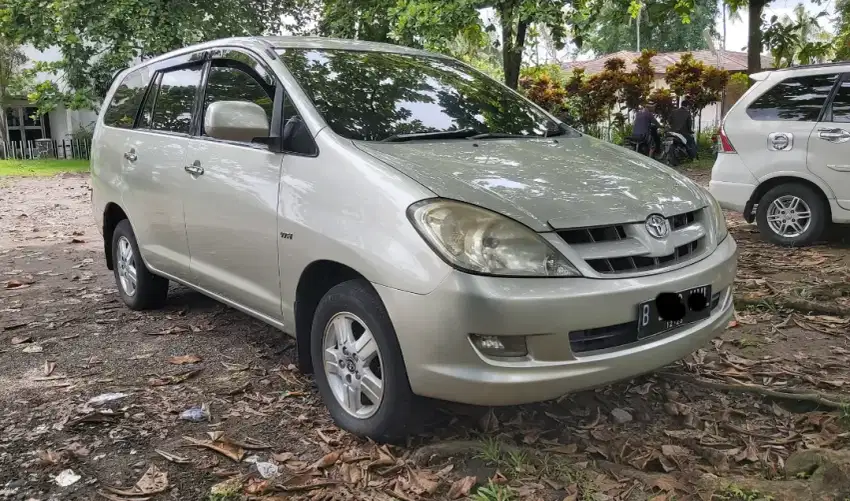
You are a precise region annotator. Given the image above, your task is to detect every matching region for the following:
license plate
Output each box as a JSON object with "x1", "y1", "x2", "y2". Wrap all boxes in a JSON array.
[{"x1": 637, "y1": 285, "x2": 712, "y2": 338}]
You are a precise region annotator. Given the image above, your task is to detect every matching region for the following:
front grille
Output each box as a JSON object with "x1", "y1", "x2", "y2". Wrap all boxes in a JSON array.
[
  {"x1": 587, "y1": 239, "x2": 702, "y2": 274},
  {"x1": 568, "y1": 290, "x2": 723, "y2": 354},
  {"x1": 555, "y1": 209, "x2": 704, "y2": 276},
  {"x1": 559, "y1": 224, "x2": 627, "y2": 244}
]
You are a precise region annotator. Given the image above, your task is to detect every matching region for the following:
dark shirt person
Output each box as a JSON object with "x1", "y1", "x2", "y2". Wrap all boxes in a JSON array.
[
  {"x1": 669, "y1": 100, "x2": 697, "y2": 159},
  {"x1": 631, "y1": 106, "x2": 661, "y2": 156}
]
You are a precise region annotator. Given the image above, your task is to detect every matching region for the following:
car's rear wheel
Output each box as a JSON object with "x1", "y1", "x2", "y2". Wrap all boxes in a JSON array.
[
  {"x1": 756, "y1": 183, "x2": 827, "y2": 247},
  {"x1": 112, "y1": 220, "x2": 169, "y2": 310},
  {"x1": 310, "y1": 279, "x2": 420, "y2": 441}
]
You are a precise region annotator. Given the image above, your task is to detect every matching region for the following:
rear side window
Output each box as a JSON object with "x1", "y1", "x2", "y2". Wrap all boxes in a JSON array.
[
  {"x1": 828, "y1": 78, "x2": 850, "y2": 123},
  {"x1": 746, "y1": 73, "x2": 838, "y2": 121},
  {"x1": 103, "y1": 69, "x2": 151, "y2": 128},
  {"x1": 151, "y1": 64, "x2": 204, "y2": 134}
]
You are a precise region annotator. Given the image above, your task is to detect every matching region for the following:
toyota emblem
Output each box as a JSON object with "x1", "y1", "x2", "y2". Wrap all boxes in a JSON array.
[{"x1": 645, "y1": 214, "x2": 670, "y2": 239}]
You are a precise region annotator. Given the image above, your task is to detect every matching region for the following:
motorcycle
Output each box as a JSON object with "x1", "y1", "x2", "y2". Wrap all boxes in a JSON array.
[{"x1": 657, "y1": 130, "x2": 691, "y2": 167}]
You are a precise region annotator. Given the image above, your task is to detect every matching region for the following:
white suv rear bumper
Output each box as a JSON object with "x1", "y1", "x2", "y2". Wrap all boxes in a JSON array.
[{"x1": 709, "y1": 154, "x2": 758, "y2": 213}]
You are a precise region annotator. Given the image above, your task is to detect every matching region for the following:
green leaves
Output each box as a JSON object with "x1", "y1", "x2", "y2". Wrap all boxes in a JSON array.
[{"x1": 0, "y1": 0, "x2": 304, "y2": 113}]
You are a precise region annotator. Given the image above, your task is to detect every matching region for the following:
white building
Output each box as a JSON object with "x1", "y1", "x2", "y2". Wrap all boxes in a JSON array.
[{"x1": 5, "y1": 45, "x2": 99, "y2": 149}]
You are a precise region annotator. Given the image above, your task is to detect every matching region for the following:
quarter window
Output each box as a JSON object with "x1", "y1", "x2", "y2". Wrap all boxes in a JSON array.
[
  {"x1": 103, "y1": 68, "x2": 151, "y2": 129},
  {"x1": 151, "y1": 64, "x2": 204, "y2": 134},
  {"x1": 828, "y1": 78, "x2": 850, "y2": 123},
  {"x1": 746, "y1": 74, "x2": 838, "y2": 122}
]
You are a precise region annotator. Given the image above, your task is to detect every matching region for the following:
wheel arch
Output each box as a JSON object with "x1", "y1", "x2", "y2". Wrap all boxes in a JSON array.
[
  {"x1": 745, "y1": 175, "x2": 832, "y2": 223},
  {"x1": 294, "y1": 260, "x2": 370, "y2": 374},
  {"x1": 103, "y1": 202, "x2": 129, "y2": 270}
]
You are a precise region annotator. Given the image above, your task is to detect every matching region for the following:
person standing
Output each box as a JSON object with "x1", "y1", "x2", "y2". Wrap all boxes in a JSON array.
[{"x1": 670, "y1": 99, "x2": 697, "y2": 159}]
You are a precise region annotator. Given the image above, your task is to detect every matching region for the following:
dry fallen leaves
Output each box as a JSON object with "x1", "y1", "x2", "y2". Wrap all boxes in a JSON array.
[
  {"x1": 184, "y1": 435, "x2": 246, "y2": 462},
  {"x1": 168, "y1": 355, "x2": 202, "y2": 365},
  {"x1": 105, "y1": 465, "x2": 168, "y2": 497},
  {"x1": 447, "y1": 476, "x2": 477, "y2": 499},
  {"x1": 149, "y1": 369, "x2": 202, "y2": 386}
]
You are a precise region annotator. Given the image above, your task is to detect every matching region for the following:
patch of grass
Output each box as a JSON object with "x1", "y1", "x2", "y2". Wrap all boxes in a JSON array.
[
  {"x1": 505, "y1": 449, "x2": 531, "y2": 476},
  {"x1": 472, "y1": 481, "x2": 517, "y2": 501},
  {"x1": 840, "y1": 404, "x2": 850, "y2": 428},
  {"x1": 691, "y1": 155, "x2": 716, "y2": 170},
  {"x1": 476, "y1": 438, "x2": 503, "y2": 465},
  {"x1": 715, "y1": 485, "x2": 775, "y2": 501},
  {"x1": 0, "y1": 159, "x2": 89, "y2": 177},
  {"x1": 734, "y1": 336, "x2": 762, "y2": 349}
]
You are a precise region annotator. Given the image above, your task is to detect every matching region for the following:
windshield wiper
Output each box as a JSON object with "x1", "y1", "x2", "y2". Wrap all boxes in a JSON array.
[
  {"x1": 468, "y1": 132, "x2": 533, "y2": 140},
  {"x1": 469, "y1": 128, "x2": 567, "y2": 140},
  {"x1": 381, "y1": 128, "x2": 479, "y2": 142}
]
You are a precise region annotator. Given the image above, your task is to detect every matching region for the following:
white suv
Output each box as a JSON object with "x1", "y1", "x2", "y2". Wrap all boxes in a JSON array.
[{"x1": 710, "y1": 64, "x2": 850, "y2": 246}]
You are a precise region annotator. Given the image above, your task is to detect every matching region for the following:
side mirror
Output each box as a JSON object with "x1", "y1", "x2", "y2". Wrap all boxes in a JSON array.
[{"x1": 204, "y1": 101, "x2": 269, "y2": 142}]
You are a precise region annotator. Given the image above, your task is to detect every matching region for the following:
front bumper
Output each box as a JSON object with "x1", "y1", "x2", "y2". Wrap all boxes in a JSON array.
[{"x1": 376, "y1": 236, "x2": 737, "y2": 406}]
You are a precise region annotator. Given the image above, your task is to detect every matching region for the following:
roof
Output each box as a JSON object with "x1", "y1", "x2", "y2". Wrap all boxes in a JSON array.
[
  {"x1": 132, "y1": 36, "x2": 445, "y2": 72},
  {"x1": 561, "y1": 50, "x2": 773, "y2": 75},
  {"x1": 262, "y1": 36, "x2": 441, "y2": 57}
]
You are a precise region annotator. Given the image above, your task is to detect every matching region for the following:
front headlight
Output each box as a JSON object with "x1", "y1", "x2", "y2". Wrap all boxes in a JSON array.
[
  {"x1": 408, "y1": 199, "x2": 580, "y2": 277},
  {"x1": 708, "y1": 192, "x2": 728, "y2": 243}
]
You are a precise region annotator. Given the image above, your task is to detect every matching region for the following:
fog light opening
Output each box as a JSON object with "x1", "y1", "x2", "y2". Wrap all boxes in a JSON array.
[{"x1": 470, "y1": 334, "x2": 528, "y2": 358}]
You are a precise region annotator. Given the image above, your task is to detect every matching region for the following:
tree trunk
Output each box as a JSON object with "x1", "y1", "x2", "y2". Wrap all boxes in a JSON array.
[
  {"x1": 500, "y1": 2, "x2": 527, "y2": 90},
  {"x1": 747, "y1": 0, "x2": 765, "y2": 73}
]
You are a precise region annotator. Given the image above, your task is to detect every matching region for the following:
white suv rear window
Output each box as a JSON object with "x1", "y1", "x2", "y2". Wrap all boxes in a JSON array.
[{"x1": 746, "y1": 73, "x2": 838, "y2": 122}]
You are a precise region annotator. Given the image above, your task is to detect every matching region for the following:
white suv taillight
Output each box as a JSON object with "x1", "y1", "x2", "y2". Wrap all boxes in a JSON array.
[{"x1": 718, "y1": 123, "x2": 736, "y2": 153}]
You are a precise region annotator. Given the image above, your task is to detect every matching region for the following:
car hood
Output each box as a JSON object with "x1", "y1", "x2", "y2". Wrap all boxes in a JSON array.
[{"x1": 355, "y1": 136, "x2": 707, "y2": 231}]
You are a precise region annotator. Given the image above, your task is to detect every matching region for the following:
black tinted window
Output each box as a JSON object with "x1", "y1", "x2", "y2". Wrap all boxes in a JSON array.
[
  {"x1": 104, "y1": 69, "x2": 151, "y2": 128},
  {"x1": 151, "y1": 65, "x2": 203, "y2": 134},
  {"x1": 747, "y1": 74, "x2": 838, "y2": 121},
  {"x1": 277, "y1": 49, "x2": 567, "y2": 141},
  {"x1": 829, "y1": 78, "x2": 850, "y2": 123},
  {"x1": 203, "y1": 64, "x2": 273, "y2": 135}
]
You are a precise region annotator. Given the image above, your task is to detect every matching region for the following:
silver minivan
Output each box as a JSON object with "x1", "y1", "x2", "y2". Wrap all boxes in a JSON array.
[{"x1": 92, "y1": 36, "x2": 737, "y2": 440}]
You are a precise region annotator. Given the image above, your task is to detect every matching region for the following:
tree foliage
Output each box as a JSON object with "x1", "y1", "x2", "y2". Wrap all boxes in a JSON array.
[
  {"x1": 582, "y1": 0, "x2": 717, "y2": 54},
  {"x1": 0, "y1": 0, "x2": 305, "y2": 114},
  {"x1": 665, "y1": 53, "x2": 728, "y2": 116},
  {"x1": 519, "y1": 51, "x2": 727, "y2": 134},
  {"x1": 761, "y1": 6, "x2": 832, "y2": 67},
  {"x1": 0, "y1": 37, "x2": 30, "y2": 144},
  {"x1": 836, "y1": 0, "x2": 850, "y2": 61},
  {"x1": 317, "y1": 0, "x2": 583, "y2": 90}
]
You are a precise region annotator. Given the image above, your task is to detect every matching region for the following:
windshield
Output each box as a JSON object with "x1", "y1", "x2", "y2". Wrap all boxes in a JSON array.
[{"x1": 276, "y1": 48, "x2": 572, "y2": 142}]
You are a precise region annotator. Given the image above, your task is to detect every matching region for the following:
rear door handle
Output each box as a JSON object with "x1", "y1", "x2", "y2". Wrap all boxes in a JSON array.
[
  {"x1": 123, "y1": 149, "x2": 137, "y2": 162},
  {"x1": 184, "y1": 161, "x2": 204, "y2": 176},
  {"x1": 818, "y1": 128, "x2": 850, "y2": 143}
]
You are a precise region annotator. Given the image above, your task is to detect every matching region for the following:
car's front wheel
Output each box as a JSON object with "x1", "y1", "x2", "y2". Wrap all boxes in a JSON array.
[
  {"x1": 111, "y1": 220, "x2": 169, "y2": 310},
  {"x1": 310, "y1": 279, "x2": 420, "y2": 441},
  {"x1": 755, "y1": 183, "x2": 827, "y2": 247}
]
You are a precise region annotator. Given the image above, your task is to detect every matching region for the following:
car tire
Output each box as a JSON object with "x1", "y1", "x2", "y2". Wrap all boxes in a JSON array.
[
  {"x1": 111, "y1": 220, "x2": 169, "y2": 310},
  {"x1": 756, "y1": 183, "x2": 827, "y2": 247},
  {"x1": 310, "y1": 279, "x2": 421, "y2": 441}
]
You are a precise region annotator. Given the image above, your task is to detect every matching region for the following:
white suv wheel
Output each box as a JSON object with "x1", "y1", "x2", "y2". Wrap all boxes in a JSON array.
[{"x1": 765, "y1": 195, "x2": 812, "y2": 238}]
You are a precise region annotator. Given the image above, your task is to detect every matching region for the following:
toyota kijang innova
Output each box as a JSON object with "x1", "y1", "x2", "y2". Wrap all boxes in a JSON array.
[{"x1": 91, "y1": 37, "x2": 737, "y2": 440}]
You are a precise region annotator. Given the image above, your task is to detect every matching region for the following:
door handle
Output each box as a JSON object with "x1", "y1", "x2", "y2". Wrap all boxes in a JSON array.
[
  {"x1": 184, "y1": 161, "x2": 204, "y2": 176},
  {"x1": 123, "y1": 149, "x2": 137, "y2": 162},
  {"x1": 817, "y1": 128, "x2": 850, "y2": 143}
]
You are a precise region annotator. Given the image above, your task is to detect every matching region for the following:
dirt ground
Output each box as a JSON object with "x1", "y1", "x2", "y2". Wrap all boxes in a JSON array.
[{"x1": 1, "y1": 171, "x2": 849, "y2": 501}]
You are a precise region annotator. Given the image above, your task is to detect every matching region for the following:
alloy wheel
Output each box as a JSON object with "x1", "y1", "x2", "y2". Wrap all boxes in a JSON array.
[
  {"x1": 116, "y1": 236, "x2": 138, "y2": 297},
  {"x1": 322, "y1": 312, "x2": 384, "y2": 419},
  {"x1": 766, "y1": 195, "x2": 812, "y2": 238}
]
